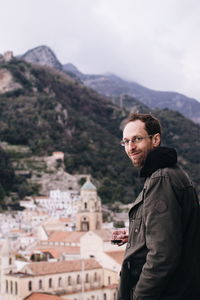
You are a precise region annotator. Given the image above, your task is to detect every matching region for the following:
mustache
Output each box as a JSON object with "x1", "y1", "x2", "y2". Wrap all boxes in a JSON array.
[{"x1": 128, "y1": 150, "x2": 141, "y2": 155}]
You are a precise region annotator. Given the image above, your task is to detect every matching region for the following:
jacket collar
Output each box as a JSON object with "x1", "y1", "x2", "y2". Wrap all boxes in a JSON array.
[{"x1": 140, "y1": 146, "x2": 177, "y2": 178}]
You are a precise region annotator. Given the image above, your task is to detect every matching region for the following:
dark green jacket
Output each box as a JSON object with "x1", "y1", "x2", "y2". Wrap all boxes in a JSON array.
[{"x1": 118, "y1": 147, "x2": 200, "y2": 300}]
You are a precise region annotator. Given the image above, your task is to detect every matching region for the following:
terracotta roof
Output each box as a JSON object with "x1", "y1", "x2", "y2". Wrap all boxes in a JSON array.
[
  {"x1": 36, "y1": 211, "x2": 49, "y2": 216},
  {"x1": 93, "y1": 229, "x2": 112, "y2": 241},
  {"x1": 24, "y1": 292, "x2": 67, "y2": 300},
  {"x1": 24, "y1": 259, "x2": 102, "y2": 275},
  {"x1": 34, "y1": 246, "x2": 80, "y2": 258},
  {"x1": 48, "y1": 231, "x2": 85, "y2": 243},
  {"x1": 105, "y1": 250, "x2": 124, "y2": 264},
  {"x1": 59, "y1": 217, "x2": 72, "y2": 223},
  {"x1": 10, "y1": 229, "x2": 25, "y2": 233}
]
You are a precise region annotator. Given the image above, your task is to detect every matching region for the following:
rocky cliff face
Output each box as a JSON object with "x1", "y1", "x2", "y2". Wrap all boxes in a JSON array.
[
  {"x1": 30, "y1": 155, "x2": 82, "y2": 195},
  {"x1": 0, "y1": 69, "x2": 22, "y2": 93},
  {"x1": 21, "y1": 45, "x2": 63, "y2": 70}
]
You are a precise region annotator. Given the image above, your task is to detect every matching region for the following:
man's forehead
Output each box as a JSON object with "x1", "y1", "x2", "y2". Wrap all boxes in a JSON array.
[{"x1": 123, "y1": 120, "x2": 146, "y2": 136}]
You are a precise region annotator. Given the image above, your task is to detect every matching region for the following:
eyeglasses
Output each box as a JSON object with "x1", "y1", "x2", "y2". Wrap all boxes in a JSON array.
[{"x1": 120, "y1": 135, "x2": 153, "y2": 147}]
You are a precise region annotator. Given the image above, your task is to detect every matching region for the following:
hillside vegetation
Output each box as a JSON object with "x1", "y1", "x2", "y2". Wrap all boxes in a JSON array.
[{"x1": 0, "y1": 59, "x2": 199, "y2": 207}]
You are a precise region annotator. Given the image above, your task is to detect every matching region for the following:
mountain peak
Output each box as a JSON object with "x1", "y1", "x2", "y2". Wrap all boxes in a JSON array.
[{"x1": 21, "y1": 45, "x2": 62, "y2": 70}]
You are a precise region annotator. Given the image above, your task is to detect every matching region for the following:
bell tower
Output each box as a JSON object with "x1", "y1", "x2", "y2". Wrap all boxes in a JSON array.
[{"x1": 76, "y1": 179, "x2": 102, "y2": 231}]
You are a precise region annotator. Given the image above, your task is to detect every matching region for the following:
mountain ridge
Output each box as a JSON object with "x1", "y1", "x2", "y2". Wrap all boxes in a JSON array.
[{"x1": 20, "y1": 45, "x2": 200, "y2": 124}]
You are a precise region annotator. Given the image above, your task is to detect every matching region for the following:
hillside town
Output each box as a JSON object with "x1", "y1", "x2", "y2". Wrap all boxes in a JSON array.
[{"x1": 0, "y1": 151, "x2": 128, "y2": 300}]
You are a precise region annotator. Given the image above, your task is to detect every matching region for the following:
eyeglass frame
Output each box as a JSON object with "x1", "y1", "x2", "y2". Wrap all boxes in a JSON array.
[{"x1": 120, "y1": 135, "x2": 153, "y2": 147}]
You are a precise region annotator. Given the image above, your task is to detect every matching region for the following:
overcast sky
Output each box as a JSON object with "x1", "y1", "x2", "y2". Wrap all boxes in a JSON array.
[{"x1": 1, "y1": 0, "x2": 200, "y2": 101}]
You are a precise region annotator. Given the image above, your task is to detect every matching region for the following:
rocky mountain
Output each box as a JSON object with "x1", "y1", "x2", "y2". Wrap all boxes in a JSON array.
[
  {"x1": 0, "y1": 55, "x2": 199, "y2": 208},
  {"x1": 63, "y1": 63, "x2": 85, "y2": 80},
  {"x1": 21, "y1": 45, "x2": 63, "y2": 70},
  {"x1": 65, "y1": 67, "x2": 200, "y2": 124},
  {"x1": 20, "y1": 45, "x2": 200, "y2": 124}
]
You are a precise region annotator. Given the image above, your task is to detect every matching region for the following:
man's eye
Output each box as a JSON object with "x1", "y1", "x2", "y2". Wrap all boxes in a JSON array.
[{"x1": 135, "y1": 137, "x2": 142, "y2": 142}]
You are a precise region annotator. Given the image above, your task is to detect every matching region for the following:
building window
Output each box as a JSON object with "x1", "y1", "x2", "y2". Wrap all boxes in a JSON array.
[
  {"x1": 113, "y1": 292, "x2": 117, "y2": 300},
  {"x1": 10, "y1": 281, "x2": 13, "y2": 294},
  {"x1": 6, "y1": 280, "x2": 8, "y2": 293},
  {"x1": 94, "y1": 272, "x2": 97, "y2": 281},
  {"x1": 85, "y1": 273, "x2": 89, "y2": 283},
  {"x1": 103, "y1": 293, "x2": 107, "y2": 300},
  {"x1": 39, "y1": 280, "x2": 42, "y2": 289},
  {"x1": 108, "y1": 276, "x2": 111, "y2": 285},
  {"x1": 68, "y1": 276, "x2": 71, "y2": 285},
  {"x1": 58, "y1": 277, "x2": 62, "y2": 287},
  {"x1": 49, "y1": 278, "x2": 52, "y2": 288},
  {"x1": 9, "y1": 258, "x2": 12, "y2": 265},
  {"x1": 76, "y1": 274, "x2": 81, "y2": 284},
  {"x1": 28, "y1": 281, "x2": 32, "y2": 291},
  {"x1": 84, "y1": 202, "x2": 87, "y2": 209},
  {"x1": 15, "y1": 282, "x2": 18, "y2": 295}
]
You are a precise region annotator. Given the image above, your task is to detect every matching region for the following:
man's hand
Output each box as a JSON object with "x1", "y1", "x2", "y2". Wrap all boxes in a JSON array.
[{"x1": 111, "y1": 228, "x2": 129, "y2": 246}]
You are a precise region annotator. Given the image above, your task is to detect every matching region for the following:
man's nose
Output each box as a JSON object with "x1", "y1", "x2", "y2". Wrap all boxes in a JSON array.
[{"x1": 127, "y1": 140, "x2": 137, "y2": 150}]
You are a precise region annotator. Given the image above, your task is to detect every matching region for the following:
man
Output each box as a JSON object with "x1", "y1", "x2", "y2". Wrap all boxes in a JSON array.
[{"x1": 113, "y1": 113, "x2": 200, "y2": 300}]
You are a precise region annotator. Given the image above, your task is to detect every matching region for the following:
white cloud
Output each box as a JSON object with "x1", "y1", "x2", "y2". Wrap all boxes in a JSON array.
[{"x1": 1, "y1": 0, "x2": 200, "y2": 101}]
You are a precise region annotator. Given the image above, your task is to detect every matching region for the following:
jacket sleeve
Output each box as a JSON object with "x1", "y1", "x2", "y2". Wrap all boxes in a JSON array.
[{"x1": 133, "y1": 174, "x2": 182, "y2": 300}]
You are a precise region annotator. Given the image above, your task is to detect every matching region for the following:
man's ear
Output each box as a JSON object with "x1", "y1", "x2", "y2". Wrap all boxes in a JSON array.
[{"x1": 152, "y1": 133, "x2": 161, "y2": 148}]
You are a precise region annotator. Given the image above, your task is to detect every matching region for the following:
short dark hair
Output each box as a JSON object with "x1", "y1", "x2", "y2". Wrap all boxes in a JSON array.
[{"x1": 125, "y1": 113, "x2": 162, "y2": 136}]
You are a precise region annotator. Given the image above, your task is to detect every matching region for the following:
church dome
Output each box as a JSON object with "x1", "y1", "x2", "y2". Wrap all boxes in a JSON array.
[{"x1": 81, "y1": 180, "x2": 96, "y2": 191}]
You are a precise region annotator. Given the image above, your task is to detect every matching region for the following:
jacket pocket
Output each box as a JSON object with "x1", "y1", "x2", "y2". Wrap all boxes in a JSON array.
[{"x1": 129, "y1": 217, "x2": 142, "y2": 246}]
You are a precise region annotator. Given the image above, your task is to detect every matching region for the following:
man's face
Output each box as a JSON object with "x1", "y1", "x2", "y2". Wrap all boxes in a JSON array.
[{"x1": 123, "y1": 120, "x2": 159, "y2": 167}]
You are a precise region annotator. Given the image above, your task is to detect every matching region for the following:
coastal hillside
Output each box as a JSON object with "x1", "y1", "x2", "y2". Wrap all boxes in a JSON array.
[{"x1": 0, "y1": 57, "x2": 199, "y2": 208}]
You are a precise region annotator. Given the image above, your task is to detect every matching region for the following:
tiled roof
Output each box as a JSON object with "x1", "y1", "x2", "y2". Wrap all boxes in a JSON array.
[
  {"x1": 93, "y1": 229, "x2": 112, "y2": 241},
  {"x1": 48, "y1": 231, "x2": 85, "y2": 243},
  {"x1": 24, "y1": 259, "x2": 102, "y2": 275},
  {"x1": 24, "y1": 292, "x2": 67, "y2": 300},
  {"x1": 105, "y1": 250, "x2": 124, "y2": 264},
  {"x1": 36, "y1": 211, "x2": 49, "y2": 216},
  {"x1": 34, "y1": 246, "x2": 80, "y2": 258},
  {"x1": 10, "y1": 229, "x2": 25, "y2": 233},
  {"x1": 59, "y1": 217, "x2": 72, "y2": 223},
  {"x1": 33, "y1": 196, "x2": 49, "y2": 199}
]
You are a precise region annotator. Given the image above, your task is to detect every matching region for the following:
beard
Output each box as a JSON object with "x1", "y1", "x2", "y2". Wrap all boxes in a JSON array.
[{"x1": 128, "y1": 150, "x2": 149, "y2": 168}]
